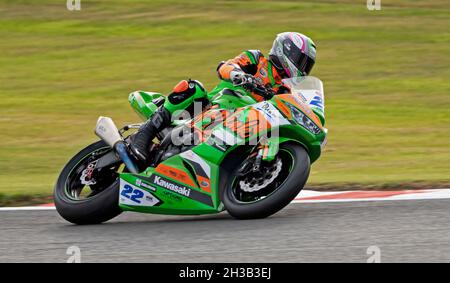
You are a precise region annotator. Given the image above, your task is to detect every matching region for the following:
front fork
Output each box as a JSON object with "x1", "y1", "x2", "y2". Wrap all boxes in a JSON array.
[
  {"x1": 259, "y1": 137, "x2": 280, "y2": 162},
  {"x1": 237, "y1": 137, "x2": 280, "y2": 175}
]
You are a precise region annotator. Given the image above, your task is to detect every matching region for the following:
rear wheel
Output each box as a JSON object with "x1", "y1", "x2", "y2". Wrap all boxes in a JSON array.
[
  {"x1": 222, "y1": 143, "x2": 310, "y2": 219},
  {"x1": 54, "y1": 141, "x2": 123, "y2": 225}
]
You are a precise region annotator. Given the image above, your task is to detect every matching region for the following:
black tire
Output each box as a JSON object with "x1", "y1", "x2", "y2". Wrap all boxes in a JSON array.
[
  {"x1": 222, "y1": 143, "x2": 310, "y2": 220},
  {"x1": 54, "y1": 141, "x2": 122, "y2": 225}
]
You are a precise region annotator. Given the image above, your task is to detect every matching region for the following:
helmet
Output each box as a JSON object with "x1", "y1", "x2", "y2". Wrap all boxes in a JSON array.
[{"x1": 269, "y1": 32, "x2": 316, "y2": 78}]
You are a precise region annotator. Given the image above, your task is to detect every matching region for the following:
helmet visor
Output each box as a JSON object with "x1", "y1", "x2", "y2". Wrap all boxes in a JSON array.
[{"x1": 283, "y1": 41, "x2": 315, "y2": 76}]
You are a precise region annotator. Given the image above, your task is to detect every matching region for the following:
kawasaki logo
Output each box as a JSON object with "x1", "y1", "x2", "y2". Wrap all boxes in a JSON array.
[
  {"x1": 153, "y1": 176, "x2": 191, "y2": 197},
  {"x1": 140, "y1": 174, "x2": 213, "y2": 207}
]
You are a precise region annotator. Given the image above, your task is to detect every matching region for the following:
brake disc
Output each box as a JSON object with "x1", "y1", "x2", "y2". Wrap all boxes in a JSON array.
[{"x1": 239, "y1": 158, "x2": 282, "y2": 193}]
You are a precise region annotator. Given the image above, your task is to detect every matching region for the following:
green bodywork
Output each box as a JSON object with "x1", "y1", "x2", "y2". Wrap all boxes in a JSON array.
[{"x1": 121, "y1": 82, "x2": 326, "y2": 215}]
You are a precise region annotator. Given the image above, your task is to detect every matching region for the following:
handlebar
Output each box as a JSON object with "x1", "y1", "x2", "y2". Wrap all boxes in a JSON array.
[
  {"x1": 238, "y1": 76, "x2": 275, "y2": 100},
  {"x1": 253, "y1": 84, "x2": 275, "y2": 100}
]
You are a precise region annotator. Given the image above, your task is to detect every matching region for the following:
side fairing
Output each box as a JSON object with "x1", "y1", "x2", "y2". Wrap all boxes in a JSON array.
[
  {"x1": 120, "y1": 90, "x2": 326, "y2": 215},
  {"x1": 119, "y1": 151, "x2": 223, "y2": 215}
]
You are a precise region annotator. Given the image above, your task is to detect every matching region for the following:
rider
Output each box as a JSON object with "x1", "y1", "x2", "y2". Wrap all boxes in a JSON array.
[{"x1": 130, "y1": 32, "x2": 317, "y2": 163}]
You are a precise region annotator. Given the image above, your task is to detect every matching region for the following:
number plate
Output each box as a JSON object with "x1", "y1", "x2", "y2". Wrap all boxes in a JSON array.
[{"x1": 119, "y1": 180, "x2": 161, "y2": 207}]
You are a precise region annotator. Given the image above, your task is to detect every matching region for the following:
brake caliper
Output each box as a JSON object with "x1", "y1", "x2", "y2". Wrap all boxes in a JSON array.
[
  {"x1": 80, "y1": 160, "x2": 98, "y2": 186},
  {"x1": 239, "y1": 157, "x2": 283, "y2": 193}
]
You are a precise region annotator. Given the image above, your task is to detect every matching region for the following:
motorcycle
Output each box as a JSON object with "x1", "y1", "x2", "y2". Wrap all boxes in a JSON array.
[{"x1": 54, "y1": 76, "x2": 327, "y2": 224}]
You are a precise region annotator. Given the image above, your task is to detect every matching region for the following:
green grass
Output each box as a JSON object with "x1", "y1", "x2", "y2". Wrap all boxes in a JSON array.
[{"x1": 0, "y1": 0, "x2": 449, "y2": 198}]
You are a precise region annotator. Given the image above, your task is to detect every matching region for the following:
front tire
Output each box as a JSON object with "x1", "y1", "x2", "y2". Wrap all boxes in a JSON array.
[
  {"x1": 54, "y1": 141, "x2": 122, "y2": 225},
  {"x1": 222, "y1": 143, "x2": 310, "y2": 220}
]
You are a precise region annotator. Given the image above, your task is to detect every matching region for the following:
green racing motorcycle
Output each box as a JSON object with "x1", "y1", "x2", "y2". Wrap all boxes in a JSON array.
[{"x1": 54, "y1": 76, "x2": 327, "y2": 224}]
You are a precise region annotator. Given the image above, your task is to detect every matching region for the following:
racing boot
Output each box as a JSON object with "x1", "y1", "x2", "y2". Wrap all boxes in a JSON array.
[
  {"x1": 130, "y1": 79, "x2": 208, "y2": 164},
  {"x1": 129, "y1": 106, "x2": 171, "y2": 164}
]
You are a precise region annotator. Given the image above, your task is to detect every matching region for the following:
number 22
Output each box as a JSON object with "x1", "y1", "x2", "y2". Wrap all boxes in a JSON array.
[{"x1": 121, "y1": 184, "x2": 144, "y2": 204}]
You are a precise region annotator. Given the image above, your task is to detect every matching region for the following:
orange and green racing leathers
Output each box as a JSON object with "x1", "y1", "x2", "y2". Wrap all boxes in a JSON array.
[
  {"x1": 130, "y1": 50, "x2": 289, "y2": 163},
  {"x1": 163, "y1": 49, "x2": 289, "y2": 115}
]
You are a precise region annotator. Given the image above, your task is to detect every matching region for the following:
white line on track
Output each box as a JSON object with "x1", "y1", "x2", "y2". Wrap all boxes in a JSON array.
[{"x1": 1, "y1": 189, "x2": 450, "y2": 211}]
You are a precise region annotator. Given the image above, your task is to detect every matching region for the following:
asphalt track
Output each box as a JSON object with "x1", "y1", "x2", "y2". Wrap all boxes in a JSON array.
[{"x1": 1, "y1": 199, "x2": 450, "y2": 263}]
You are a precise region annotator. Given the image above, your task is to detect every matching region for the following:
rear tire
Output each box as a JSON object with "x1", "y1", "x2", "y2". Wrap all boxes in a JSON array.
[
  {"x1": 222, "y1": 143, "x2": 310, "y2": 220},
  {"x1": 54, "y1": 141, "x2": 122, "y2": 225}
]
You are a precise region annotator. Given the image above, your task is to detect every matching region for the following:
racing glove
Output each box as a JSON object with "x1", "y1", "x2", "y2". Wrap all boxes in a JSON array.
[
  {"x1": 230, "y1": 71, "x2": 257, "y2": 90},
  {"x1": 230, "y1": 71, "x2": 275, "y2": 101}
]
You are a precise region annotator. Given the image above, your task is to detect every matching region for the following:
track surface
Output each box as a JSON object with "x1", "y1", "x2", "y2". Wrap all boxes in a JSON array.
[{"x1": 1, "y1": 199, "x2": 450, "y2": 263}]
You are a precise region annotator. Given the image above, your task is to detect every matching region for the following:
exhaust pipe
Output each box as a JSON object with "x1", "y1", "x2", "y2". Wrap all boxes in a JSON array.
[{"x1": 95, "y1": 117, "x2": 139, "y2": 174}]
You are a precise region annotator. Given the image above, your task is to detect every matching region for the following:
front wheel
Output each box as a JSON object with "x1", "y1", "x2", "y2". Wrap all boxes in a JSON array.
[
  {"x1": 222, "y1": 143, "x2": 310, "y2": 220},
  {"x1": 54, "y1": 140, "x2": 123, "y2": 225}
]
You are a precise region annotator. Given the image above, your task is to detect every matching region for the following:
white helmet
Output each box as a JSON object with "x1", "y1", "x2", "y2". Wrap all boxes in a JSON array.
[{"x1": 269, "y1": 32, "x2": 316, "y2": 78}]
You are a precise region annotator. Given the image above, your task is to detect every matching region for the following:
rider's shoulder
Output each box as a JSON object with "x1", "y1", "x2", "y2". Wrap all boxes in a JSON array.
[{"x1": 245, "y1": 50, "x2": 264, "y2": 64}]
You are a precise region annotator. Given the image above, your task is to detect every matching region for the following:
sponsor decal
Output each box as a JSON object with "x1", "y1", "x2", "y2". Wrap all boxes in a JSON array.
[
  {"x1": 162, "y1": 191, "x2": 183, "y2": 202},
  {"x1": 148, "y1": 174, "x2": 214, "y2": 207},
  {"x1": 254, "y1": 101, "x2": 290, "y2": 127},
  {"x1": 292, "y1": 91, "x2": 307, "y2": 103},
  {"x1": 136, "y1": 179, "x2": 156, "y2": 191},
  {"x1": 291, "y1": 93, "x2": 306, "y2": 108},
  {"x1": 310, "y1": 95, "x2": 324, "y2": 111},
  {"x1": 298, "y1": 90, "x2": 325, "y2": 112},
  {"x1": 259, "y1": 67, "x2": 267, "y2": 77},
  {"x1": 152, "y1": 175, "x2": 191, "y2": 197}
]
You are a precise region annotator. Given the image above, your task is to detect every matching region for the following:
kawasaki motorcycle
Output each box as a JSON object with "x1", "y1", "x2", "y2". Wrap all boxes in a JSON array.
[{"x1": 54, "y1": 76, "x2": 327, "y2": 224}]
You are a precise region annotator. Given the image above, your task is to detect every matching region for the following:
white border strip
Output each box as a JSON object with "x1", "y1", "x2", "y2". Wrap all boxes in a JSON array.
[
  {"x1": 0, "y1": 206, "x2": 56, "y2": 211},
  {"x1": 292, "y1": 189, "x2": 450, "y2": 204},
  {"x1": 1, "y1": 189, "x2": 450, "y2": 211}
]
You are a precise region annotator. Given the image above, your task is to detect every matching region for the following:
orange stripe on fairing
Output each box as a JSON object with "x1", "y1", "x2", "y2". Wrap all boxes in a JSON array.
[
  {"x1": 297, "y1": 190, "x2": 427, "y2": 201},
  {"x1": 155, "y1": 164, "x2": 198, "y2": 188},
  {"x1": 277, "y1": 94, "x2": 323, "y2": 128},
  {"x1": 196, "y1": 175, "x2": 211, "y2": 193},
  {"x1": 224, "y1": 109, "x2": 271, "y2": 139},
  {"x1": 274, "y1": 97, "x2": 292, "y2": 120}
]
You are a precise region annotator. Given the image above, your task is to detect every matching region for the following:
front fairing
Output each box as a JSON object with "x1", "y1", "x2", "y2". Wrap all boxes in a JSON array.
[{"x1": 175, "y1": 76, "x2": 327, "y2": 165}]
